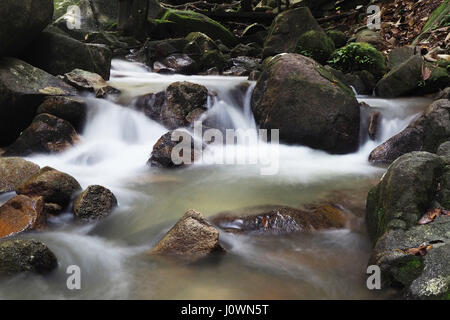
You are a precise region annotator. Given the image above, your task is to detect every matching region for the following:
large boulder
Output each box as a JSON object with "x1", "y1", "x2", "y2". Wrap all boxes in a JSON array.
[
  {"x1": 366, "y1": 152, "x2": 444, "y2": 242},
  {"x1": 0, "y1": 195, "x2": 46, "y2": 239},
  {"x1": 375, "y1": 55, "x2": 423, "y2": 98},
  {"x1": 251, "y1": 53, "x2": 360, "y2": 154},
  {"x1": 150, "y1": 209, "x2": 224, "y2": 261},
  {"x1": 0, "y1": 158, "x2": 40, "y2": 194},
  {"x1": 16, "y1": 167, "x2": 82, "y2": 208},
  {"x1": 161, "y1": 82, "x2": 208, "y2": 129},
  {"x1": 295, "y1": 30, "x2": 335, "y2": 65},
  {"x1": 73, "y1": 185, "x2": 118, "y2": 221},
  {"x1": 3, "y1": 113, "x2": 80, "y2": 157},
  {"x1": 22, "y1": 30, "x2": 112, "y2": 80},
  {"x1": 0, "y1": 0, "x2": 54, "y2": 56},
  {"x1": 0, "y1": 239, "x2": 57, "y2": 275},
  {"x1": 0, "y1": 57, "x2": 77, "y2": 147},
  {"x1": 36, "y1": 96, "x2": 88, "y2": 132},
  {"x1": 369, "y1": 99, "x2": 450, "y2": 165},
  {"x1": 262, "y1": 7, "x2": 324, "y2": 58},
  {"x1": 157, "y1": 9, "x2": 237, "y2": 47}
]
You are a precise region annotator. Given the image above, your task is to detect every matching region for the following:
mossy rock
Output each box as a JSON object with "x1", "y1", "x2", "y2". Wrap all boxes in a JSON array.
[
  {"x1": 418, "y1": 64, "x2": 450, "y2": 95},
  {"x1": 159, "y1": 9, "x2": 237, "y2": 47},
  {"x1": 200, "y1": 50, "x2": 228, "y2": 72},
  {"x1": 326, "y1": 30, "x2": 347, "y2": 48},
  {"x1": 295, "y1": 30, "x2": 335, "y2": 64},
  {"x1": 183, "y1": 32, "x2": 218, "y2": 57},
  {"x1": 328, "y1": 42, "x2": 386, "y2": 78}
]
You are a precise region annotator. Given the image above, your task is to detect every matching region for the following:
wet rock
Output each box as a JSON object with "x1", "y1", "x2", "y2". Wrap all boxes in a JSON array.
[
  {"x1": 212, "y1": 204, "x2": 348, "y2": 234},
  {"x1": 150, "y1": 209, "x2": 224, "y2": 261},
  {"x1": 63, "y1": 69, "x2": 120, "y2": 98},
  {"x1": 0, "y1": 158, "x2": 40, "y2": 194},
  {"x1": 366, "y1": 151, "x2": 444, "y2": 242},
  {"x1": 437, "y1": 141, "x2": 450, "y2": 158},
  {"x1": 251, "y1": 53, "x2": 360, "y2": 154},
  {"x1": 262, "y1": 7, "x2": 324, "y2": 58},
  {"x1": 369, "y1": 99, "x2": 450, "y2": 165},
  {"x1": 135, "y1": 38, "x2": 189, "y2": 67},
  {"x1": 370, "y1": 216, "x2": 450, "y2": 299},
  {"x1": 153, "y1": 54, "x2": 198, "y2": 75},
  {"x1": 3, "y1": 114, "x2": 79, "y2": 157},
  {"x1": 22, "y1": 29, "x2": 112, "y2": 80},
  {"x1": 325, "y1": 66, "x2": 374, "y2": 95},
  {"x1": 36, "y1": 96, "x2": 88, "y2": 132},
  {"x1": 241, "y1": 23, "x2": 267, "y2": 46},
  {"x1": 0, "y1": 239, "x2": 57, "y2": 275},
  {"x1": 157, "y1": 9, "x2": 237, "y2": 47},
  {"x1": 418, "y1": 64, "x2": 450, "y2": 95},
  {"x1": 295, "y1": 30, "x2": 335, "y2": 65},
  {"x1": 0, "y1": 57, "x2": 76, "y2": 147},
  {"x1": 199, "y1": 50, "x2": 229, "y2": 72},
  {"x1": 434, "y1": 87, "x2": 450, "y2": 100},
  {"x1": 375, "y1": 55, "x2": 423, "y2": 98},
  {"x1": 16, "y1": 167, "x2": 82, "y2": 208},
  {"x1": 368, "y1": 111, "x2": 381, "y2": 141},
  {"x1": 148, "y1": 130, "x2": 200, "y2": 168},
  {"x1": 0, "y1": 195, "x2": 46, "y2": 239},
  {"x1": 73, "y1": 185, "x2": 118, "y2": 221},
  {"x1": 0, "y1": 0, "x2": 54, "y2": 56},
  {"x1": 135, "y1": 91, "x2": 166, "y2": 123},
  {"x1": 161, "y1": 82, "x2": 208, "y2": 129},
  {"x1": 230, "y1": 43, "x2": 261, "y2": 58},
  {"x1": 183, "y1": 32, "x2": 218, "y2": 57}
]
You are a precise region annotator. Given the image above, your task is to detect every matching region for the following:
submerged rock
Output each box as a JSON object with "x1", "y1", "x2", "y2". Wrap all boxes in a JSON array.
[
  {"x1": 369, "y1": 99, "x2": 450, "y2": 165},
  {"x1": 0, "y1": 0, "x2": 54, "y2": 56},
  {"x1": 0, "y1": 195, "x2": 46, "y2": 239},
  {"x1": 3, "y1": 113, "x2": 80, "y2": 157},
  {"x1": 0, "y1": 158, "x2": 40, "y2": 194},
  {"x1": 16, "y1": 167, "x2": 82, "y2": 208},
  {"x1": 0, "y1": 239, "x2": 57, "y2": 275},
  {"x1": 22, "y1": 29, "x2": 112, "y2": 80},
  {"x1": 150, "y1": 209, "x2": 224, "y2": 261},
  {"x1": 36, "y1": 96, "x2": 88, "y2": 132},
  {"x1": 212, "y1": 204, "x2": 348, "y2": 234},
  {"x1": 262, "y1": 7, "x2": 323, "y2": 58},
  {"x1": 73, "y1": 185, "x2": 118, "y2": 221},
  {"x1": 0, "y1": 57, "x2": 76, "y2": 147},
  {"x1": 251, "y1": 53, "x2": 360, "y2": 154}
]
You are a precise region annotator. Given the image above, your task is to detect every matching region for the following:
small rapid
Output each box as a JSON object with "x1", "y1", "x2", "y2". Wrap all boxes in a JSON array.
[{"x1": 0, "y1": 60, "x2": 433, "y2": 299}]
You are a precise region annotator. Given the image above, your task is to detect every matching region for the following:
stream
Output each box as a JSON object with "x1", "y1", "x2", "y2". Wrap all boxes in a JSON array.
[{"x1": 0, "y1": 60, "x2": 433, "y2": 299}]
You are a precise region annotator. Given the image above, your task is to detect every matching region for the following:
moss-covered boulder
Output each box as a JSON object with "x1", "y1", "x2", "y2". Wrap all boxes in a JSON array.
[
  {"x1": 22, "y1": 29, "x2": 112, "y2": 80},
  {"x1": 157, "y1": 9, "x2": 237, "y2": 47},
  {"x1": 3, "y1": 114, "x2": 80, "y2": 157},
  {"x1": 329, "y1": 42, "x2": 386, "y2": 78},
  {"x1": 418, "y1": 64, "x2": 450, "y2": 95},
  {"x1": 251, "y1": 53, "x2": 360, "y2": 154},
  {"x1": 199, "y1": 50, "x2": 228, "y2": 72},
  {"x1": 16, "y1": 166, "x2": 82, "y2": 208},
  {"x1": 0, "y1": 239, "x2": 57, "y2": 275},
  {"x1": 263, "y1": 7, "x2": 324, "y2": 58},
  {"x1": 0, "y1": 57, "x2": 77, "y2": 148},
  {"x1": 295, "y1": 30, "x2": 335, "y2": 64},
  {"x1": 366, "y1": 151, "x2": 444, "y2": 242},
  {"x1": 326, "y1": 30, "x2": 347, "y2": 48},
  {"x1": 0, "y1": 0, "x2": 54, "y2": 56},
  {"x1": 369, "y1": 99, "x2": 450, "y2": 165},
  {"x1": 183, "y1": 32, "x2": 218, "y2": 57},
  {"x1": 375, "y1": 55, "x2": 423, "y2": 98}
]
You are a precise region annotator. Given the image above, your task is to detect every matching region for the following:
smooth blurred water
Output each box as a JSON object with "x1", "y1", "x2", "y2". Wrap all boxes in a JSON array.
[{"x1": 0, "y1": 60, "x2": 432, "y2": 299}]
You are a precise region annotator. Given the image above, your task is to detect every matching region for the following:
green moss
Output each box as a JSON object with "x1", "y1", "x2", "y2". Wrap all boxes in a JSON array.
[
  {"x1": 200, "y1": 50, "x2": 228, "y2": 71},
  {"x1": 396, "y1": 257, "x2": 424, "y2": 286},
  {"x1": 326, "y1": 30, "x2": 347, "y2": 48},
  {"x1": 328, "y1": 42, "x2": 386, "y2": 78},
  {"x1": 415, "y1": 0, "x2": 450, "y2": 44},
  {"x1": 295, "y1": 30, "x2": 335, "y2": 65},
  {"x1": 160, "y1": 9, "x2": 237, "y2": 47}
]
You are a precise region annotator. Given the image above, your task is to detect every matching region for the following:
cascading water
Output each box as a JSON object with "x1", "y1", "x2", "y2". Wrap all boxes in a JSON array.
[{"x1": 0, "y1": 60, "x2": 432, "y2": 299}]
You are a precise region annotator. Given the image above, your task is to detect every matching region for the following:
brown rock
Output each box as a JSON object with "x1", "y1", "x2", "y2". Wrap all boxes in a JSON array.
[
  {"x1": 368, "y1": 111, "x2": 381, "y2": 141},
  {"x1": 0, "y1": 157, "x2": 40, "y2": 194},
  {"x1": 0, "y1": 195, "x2": 45, "y2": 239},
  {"x1": 16, "y1": 167, "x2": 82, "y2": 207},
  {"x1": 151, "y1": 209, "x2": 224, "y2": 261},
  {"x1": 73, "y1": 185, "x2": 118, "y2": 221}
]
